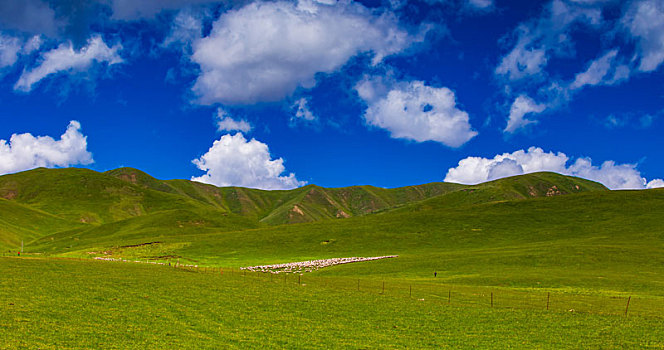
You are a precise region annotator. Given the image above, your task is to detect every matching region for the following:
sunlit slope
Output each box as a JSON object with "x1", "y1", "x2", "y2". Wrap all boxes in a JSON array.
[
  {"x1": 106, "y1": 169, "x2": 604, "y2": 225},
  {"x1": 0, "y1": 168, "x2": 221, "y2": 224},
  {"x1": 28, "y1": 208, "x2": 260, "y2": 254},
  {"x1": 167, "y1": 186, "x2": 658, "y2": 263},
  {"x1": 0, "y1": 199, "x2": 82, "y2": 250},
  {"x1": 2, "y1": 168, "x2": 609, "y2": 253},
  {"x1": 425, "y1": 171, "x2": 609, "y2": 208},
  {"x1": 106, "y1": 167, "x2": 466, "y2": 224},
  {"x1": 148, "y1": 188, "x2": 662, "y2": 293}
]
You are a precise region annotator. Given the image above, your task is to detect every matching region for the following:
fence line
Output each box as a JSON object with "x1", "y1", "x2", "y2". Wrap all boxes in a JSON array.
[
  {"x1": 17, "y1": 255, "x2": 659, "y2": 318},
  {"x1": 162, "y1": 262, "x2": 663, "y2": 318}
]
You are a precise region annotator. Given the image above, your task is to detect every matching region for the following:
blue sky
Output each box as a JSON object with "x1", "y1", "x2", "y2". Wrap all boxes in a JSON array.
[{"x1": 0, "y1": 0, "x2": 662, "y2": 190}]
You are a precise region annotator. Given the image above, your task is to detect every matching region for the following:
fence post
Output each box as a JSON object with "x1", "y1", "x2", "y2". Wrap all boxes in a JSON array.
[
  {"x1": 546, "y1": 292, "x2": 550, "y2": 310},
  {"x1": 382, "y1": 281, "x2": 385, "y2": 294},
  {"x1": 357, "y1": 279, "x2": 360, "y2": 291},
  {"x1": 448, "y1": 290, "x2": 451, "y2": 304},
  {"x1": 409, "y1": 285, "x2": 412, "y2": 298},
  {"x1": 491, "y1": 292, "x2": 494, "y2": 308},
  {"x1": 299, "y1": 274, "x2": 301, "y2": 285},
  {"x1": 625, "y1": 296, "x2": 631, "y2": 317}
]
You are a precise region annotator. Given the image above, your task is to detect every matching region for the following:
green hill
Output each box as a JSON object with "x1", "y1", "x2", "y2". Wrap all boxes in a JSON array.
[
  {"x1": 0, "y1": 167, "x2": 217, "y2": 224},
  {"x1": 0, "y1": 167, "x2": 610, "y2": 254},
  {"x1": 106, "y1": 167, "x2": 466, "y2": 224}
]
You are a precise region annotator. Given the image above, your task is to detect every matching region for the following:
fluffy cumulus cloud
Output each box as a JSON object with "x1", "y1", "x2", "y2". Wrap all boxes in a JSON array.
[
  {"x1": 0, "y1": 121, "x2": 93, "y2": 175},
  {"x1": 215, "y1": 108, "x2": 251, "y2": 133},
  {"x1": 505, "y1": 95, "x2": 547, "y2": 133},
  {"x1": 191, "y1": 133, "x2": 305, "y2": 190},
  {"x1": 647, "y1": 179, "x2": 664, "y2": 189},
  {"x1": 496, "y1": 0, "x2": 602, "y2": 81},
  {"x1": 190, "y1": 0, "x2": 417, "y2": 105},
  {"x1": 623, "y1": 0, "x2": 664, "y2": 72},
  {"x1": 356, "y1": 77, "x2": 477, "y2": 147},
  {"x1": 444, "y1": 147, "x2": 661, "y2": 190},
  {"x1": 14, "y1": 35, "x2": 123, "y2": 92}
]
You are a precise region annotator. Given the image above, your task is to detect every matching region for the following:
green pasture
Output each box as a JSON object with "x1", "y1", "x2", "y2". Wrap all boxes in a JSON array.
[{"x1": 1, "y1": 257, "x2": 662, "y2": 349}]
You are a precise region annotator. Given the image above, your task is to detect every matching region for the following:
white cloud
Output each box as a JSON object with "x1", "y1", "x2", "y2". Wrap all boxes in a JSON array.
[
  {"x1": 22, "y1": 35, "x2": 43, "y2": 55},
  {"x1": 292, "y1": 98, "x2": 316, "y2": 121},
  {"x1": 504, "y1": 95, "x2": 547, "y2": 133},
  {"x1": 570, "y1": 49, "x2": 620, "y2": 90},
  {"x1": 190, "y1": 0, "x2": 418, "y2": 105},
  {"x1": 444, "y1": 146, "x2": 659, "y2": 190},
  {"x1": 566, "y1": 158, "x2": 649, "y2": 190},
  {"x1": 14, "y1": 35, "x2": 123, "y2": 92},
  {"x1": 162, "y1": 9, "x2": 205, "y2": 51},
  {"x1": 502, "y1": 48, "x2": 633, "y2": 131},
  {"x1": 445, "y1": 147, "x2": 568, "y2": 185},
  {"x1": 647, "y1": 179, "x2": 664, "y2": 189},
  {"x1": 495, "y1": 0, "x2": 602, "y2": 81},
  {"x1": 496, "y1": 46, "x2": 547, "y2": 81},
  {"x1": 0, "y1": 34, "x2": 21, "y2": 69},
  {"x1": 191, "y1": 133, "x2": 305, "y2": 190},
  {"x1": 215, "y1": 108, "x2": 251, "y2": 133},
  {"x1": 356, "y1": 77, "x2": 477, "y2": 147},
  {"x1": 0, "y1": 121, "x2": 93, "y2": 175},
  {"x1": 623, "y1": 0, "x2": 664, "y2": 72}
]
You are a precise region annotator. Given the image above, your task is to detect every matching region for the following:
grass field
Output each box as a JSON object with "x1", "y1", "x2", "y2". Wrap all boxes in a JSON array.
[{"x1": 1, "y1": 257, "x2": 663, "y2": 349}]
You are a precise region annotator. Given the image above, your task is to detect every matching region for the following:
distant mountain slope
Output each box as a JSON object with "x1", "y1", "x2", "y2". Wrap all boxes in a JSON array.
[
  {"x1": 105, "y1": 167, "x2": 466, "y2": 225},
  {"x1": 0, "y1": 167, "x2": 609, "y2": 250},
  {"x1": 0, "y1": 168, "x2": 216, "y2": 224},
  {"x1": 413, "y1": 172, "x2": 608, "y2": 210}
]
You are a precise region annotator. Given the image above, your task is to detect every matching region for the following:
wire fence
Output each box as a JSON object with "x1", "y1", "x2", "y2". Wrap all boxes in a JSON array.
[
  {"x1": 170, "y1": 264, "x2": 664, "y2": 319},
  {"x1": 5, "y1": 254, "x2": 661, "y2": 318}
]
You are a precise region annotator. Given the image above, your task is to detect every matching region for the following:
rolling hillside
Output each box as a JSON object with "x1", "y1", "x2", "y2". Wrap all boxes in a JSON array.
[
  {"x1": 0, "y1": 167, "x2": 609, "y2": 253},
  {"x1": 0, "y1": 199, "x2": 83, "y2": 249},
  {"x1": 105, "y1": 167, "x2": 466, "y2": 224}
]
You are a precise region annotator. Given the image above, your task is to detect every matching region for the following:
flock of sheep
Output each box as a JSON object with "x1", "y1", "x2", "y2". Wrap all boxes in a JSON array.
[{"x1": 240, "y1": 255, "x2": 398, "y2": 274}]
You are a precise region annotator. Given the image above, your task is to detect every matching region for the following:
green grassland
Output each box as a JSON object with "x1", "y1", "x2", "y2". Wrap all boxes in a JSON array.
[
  {"x1": 1, "y1": 257, "x2": 662, "y2": 349},
  {"x1": 0, "y1": 167, "x2": 662, "y2": 348}
]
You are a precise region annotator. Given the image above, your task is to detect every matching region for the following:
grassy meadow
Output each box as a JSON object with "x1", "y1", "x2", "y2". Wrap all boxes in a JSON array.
[{"x1": 1, "y1": 257, "x2": 663, "y2": 349}]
